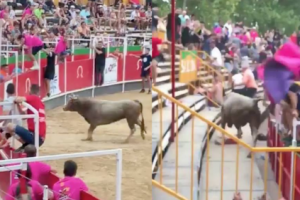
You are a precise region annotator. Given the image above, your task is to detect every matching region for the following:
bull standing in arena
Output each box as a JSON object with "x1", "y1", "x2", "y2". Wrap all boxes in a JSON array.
[
  {"x1": 63, "y1": 94, "x2": 147, "y2": 143},
  {"x1": 216, "y1": 93, "x2": 269, "y2": 157}
]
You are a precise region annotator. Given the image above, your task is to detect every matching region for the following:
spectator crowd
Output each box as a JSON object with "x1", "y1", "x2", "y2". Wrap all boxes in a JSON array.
[{"x1": 0, "y1": 0, "x2": 152, "y2": 199}]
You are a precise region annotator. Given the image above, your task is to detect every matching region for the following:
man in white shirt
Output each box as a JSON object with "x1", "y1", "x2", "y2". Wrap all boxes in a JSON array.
[
  {"x1": 0, "y1": 83, "x2": 22, "y2": 148},
  {"x1": 178, "y1": 10, "x2": 190, "y2": 26},
  {"x1": 231, "y1": 68, "x2": 245, "y2": 95},
  {"x1": 2, "y1": 83, "x2": 22, "y2": 126},
  {"x1": 210, "y1": 40, "x2": 223, "y2": 68},
  {"x1": 224, "y1": 20, "x2": 233, "y2": 36}
]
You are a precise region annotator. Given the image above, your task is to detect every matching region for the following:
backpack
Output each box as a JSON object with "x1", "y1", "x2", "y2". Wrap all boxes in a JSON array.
[{"x1": 15, "y1": 183, "x2": 33, "y2": 200}]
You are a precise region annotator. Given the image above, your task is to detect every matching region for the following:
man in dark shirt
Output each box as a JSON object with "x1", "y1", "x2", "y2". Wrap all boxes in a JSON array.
[
  {"x1": 166, "y1": 9, "x2": 181, "y2": 42},
  {"x1": 129, "y1": 47, "x2": 152, "y2": 93},
  {"x1": 93, "y1": 41, "x2": 106, "y2": 86}
]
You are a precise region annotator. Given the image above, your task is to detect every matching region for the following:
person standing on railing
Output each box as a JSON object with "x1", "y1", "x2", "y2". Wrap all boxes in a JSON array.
[
  {"x1": 92, "y1": 41, "x2": 106, "y2": 86},
  {"x1": 16, "y1": 33, "x2": 44, "y2": 70},
  {"x1": 55, "y1": 31, "x2": 69, "y2": 64},
  {"x1": 4, "y1": 84, "x2": 46, "y2": 152},
  {"x1": 52, "y1": 160, "x2": 88, "y2": 200},
  {"x1": 42, "y1": 42, "x2": 56, "y2": 98}
]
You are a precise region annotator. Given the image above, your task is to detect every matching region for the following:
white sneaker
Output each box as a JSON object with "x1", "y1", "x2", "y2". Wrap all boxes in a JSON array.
[{"x1": 30, "y1": 64, "x2": 39, "y2": 70}]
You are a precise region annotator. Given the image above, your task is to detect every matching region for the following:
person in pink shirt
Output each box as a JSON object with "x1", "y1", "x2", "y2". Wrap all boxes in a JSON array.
[
  {"x1": 250, "y1": 27, "x2": 258, "y2": 42},
  {"x1": 54, "y1": 33, "x2": 69, "y2": 64},
  {"x1": 53, "y1": 160, "x2": 88, "y2": 200},
  {"x1": 5, "y1": 164, "x2": 44, "y2": 200},
  {"x1": 16, "y1": 33, "x2": 44, "y2": 69},
  {"x1": 11, "y1": 145, "x2": 57, "y2": 185}
]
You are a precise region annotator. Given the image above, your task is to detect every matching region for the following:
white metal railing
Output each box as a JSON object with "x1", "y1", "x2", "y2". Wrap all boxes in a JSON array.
[
  {"x1": 0, "y1": 149, "x2": 123, "y2": 200},
  {"x1": 0, "y1": 101, "x2": 39, "y2": 155}
]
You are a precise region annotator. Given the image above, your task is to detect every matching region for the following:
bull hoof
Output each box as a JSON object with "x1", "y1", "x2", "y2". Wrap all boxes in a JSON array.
[
  {"x1": 122, "y1": 140, "x2": 129, "y2": 144},
  {"x1": 82, "y1": 138, "x2": 93, "y2": 141},
  {"x1": 236, "y1": 134, "x2": 242, "y2": 139},
  {"x1": 257, "y1": 134, "x2": 267, "y2": 141}
]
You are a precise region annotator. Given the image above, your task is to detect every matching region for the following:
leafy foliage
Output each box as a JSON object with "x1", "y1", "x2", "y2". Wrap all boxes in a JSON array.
[{"x1": 156, "y1": 0, "x2": 300, "y2": 34}]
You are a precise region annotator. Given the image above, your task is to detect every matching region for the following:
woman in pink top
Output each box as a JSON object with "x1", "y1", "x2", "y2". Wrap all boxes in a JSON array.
[
  {"x1": 53, "y1": 160, "x2": 88, "y2": 200},
  {"x1": 241, "y1": 57, "x2": 258, "y2": 98},
  {"x1": 54, "y1": 33, "x2": 68, "y2": 64},
  {"x1": 5, "y1": 164, "x2": 44, "y2": 200},
  {"x1": 17, "y1": 33, "x2": 44, "y2": 69}
]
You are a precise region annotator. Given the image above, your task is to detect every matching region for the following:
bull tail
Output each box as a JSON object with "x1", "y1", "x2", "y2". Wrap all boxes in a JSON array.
[{"x1": 134, "y1": 100, "x2": 147, "y2": 140}]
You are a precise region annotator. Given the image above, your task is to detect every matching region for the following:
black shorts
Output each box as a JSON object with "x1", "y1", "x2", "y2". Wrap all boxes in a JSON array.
[
  {"x1": 32, "y1": 45, "x2": 43, "y2": 55},
  {"x1": 15, "y1": 125, "x2": 44, "y2": 146},
  {"x1": 44, "y1": 66, "x2": 55, "y2": 80},
  {"x1": 167, "y1": 31, "x2": 180, "y2": 42},
  {"x1": 141, "y1": 69, "x2": 150, "y2": 78},
  {"x1": 245, "y1": 88, "x2": 257, "y2": 98},
  {"x1": 153, "y1": 53, "x2": 164, "y2": 63}
]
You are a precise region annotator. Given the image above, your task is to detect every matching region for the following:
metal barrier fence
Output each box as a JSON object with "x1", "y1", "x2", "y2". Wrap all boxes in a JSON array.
[
  {"x1": 152, "y1": 86, "x2": 300, "y2": 200},
  {"x1": 0, "y1": 149, "x2": 122, "y2": 200}
]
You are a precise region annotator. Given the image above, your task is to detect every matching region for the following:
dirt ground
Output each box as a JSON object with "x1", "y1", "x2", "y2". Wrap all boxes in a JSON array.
[{"x1": 40, "y1": 91, "x2": 152, "y2": 200}]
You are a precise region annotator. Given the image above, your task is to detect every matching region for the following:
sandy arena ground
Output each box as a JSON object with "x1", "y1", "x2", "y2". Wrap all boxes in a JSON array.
[{"x1": 39, "y1": 91, "x2": 151, "y2": 200}]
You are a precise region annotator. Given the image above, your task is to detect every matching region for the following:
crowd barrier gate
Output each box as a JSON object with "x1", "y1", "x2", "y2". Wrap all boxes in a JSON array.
[
  {"x1": 0, "y1": 149, "x2": 122, "y2": 200},
  {"x1": 152, "y1": 86, "x2": 300, "y2": 200}
]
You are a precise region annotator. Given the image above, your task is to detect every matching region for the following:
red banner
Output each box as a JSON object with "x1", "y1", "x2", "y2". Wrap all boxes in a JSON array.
[
  {"x1": 1, "y1": 52, "x2": 142, "y2": 102},
  {"x1": 66, "y1": 59, "x2": 94, "y2": 91}
]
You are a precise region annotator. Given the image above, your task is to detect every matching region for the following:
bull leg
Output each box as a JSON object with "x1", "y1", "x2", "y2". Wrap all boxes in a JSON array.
[
  {"x1": 82, "y1": 125, "x2": 96, "y2": 141},
  {"x1": 124, "y1": 126, "x2": 136, "y2": 143},
  {"x1": 236, "y1": 127, "x2": 243, "y2": 139},
  {"x1": 247, "y1": 126, "x2": 259, "y2": 158},
  {"x1": 123, "y1": 118, "x2": 137, "y2": 143}
]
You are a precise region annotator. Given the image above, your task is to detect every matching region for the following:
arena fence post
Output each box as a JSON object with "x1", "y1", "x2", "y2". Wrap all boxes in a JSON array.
[
  {"x1": 107, "y1": 36, "x2": 110, "y2": 57},
  {"x1": 122, "y1": 37, "x2": 128, "y2": 93},
  {"x1": 290, "y1": 118, "x2": 299, "y2": 200},
  {"x1": 116, "y1": 150, "x2": 122, "y2": 200},
  {"x1": 89, "y1": 37, "x2": 92, "y2": 59},
  {"x1": 2, "y1": 51, "x2": 18, "y2": 96},
  {"x1": 71, "y1": 37, "x2": 75, "y2": 62},
  {"x1": 38, "y1": 51, "x2": 41, "y2": 89},
  {"x1": 22, "y1": 48, "x2": 25, "y2": 71},
  {"x1": 43, "y1": 185, "x2": 49, "y2": 200},
  {"x1": 92, "y1": 38, "x2": 95, "y2": 98},
  {"x1": 64, "y1": 57, "x2": 67, "y2": 105}
]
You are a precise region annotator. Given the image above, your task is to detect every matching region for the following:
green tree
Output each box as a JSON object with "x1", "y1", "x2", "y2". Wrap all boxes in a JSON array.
[{"x1": 157, "y1": 0, "x2": 300, "y2": 34}]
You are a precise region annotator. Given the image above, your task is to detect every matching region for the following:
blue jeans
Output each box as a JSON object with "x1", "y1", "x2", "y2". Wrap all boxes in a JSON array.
[{"x1": 15, "y1": 125, "x2": 44, "y2": 146}]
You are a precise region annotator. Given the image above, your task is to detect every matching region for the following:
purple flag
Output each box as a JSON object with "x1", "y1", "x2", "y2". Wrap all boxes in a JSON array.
[{"x1": 264, "y1": 59, "x2": 294, "y2": 104}]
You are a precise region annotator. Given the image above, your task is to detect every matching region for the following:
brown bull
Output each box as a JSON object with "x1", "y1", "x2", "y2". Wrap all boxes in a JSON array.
[
  {"x1": 63, "y1": 94, "x2": 147, "y2": 143},
  {"x1": 216, "y1": 93, "x2": 269, "y2": 157}
]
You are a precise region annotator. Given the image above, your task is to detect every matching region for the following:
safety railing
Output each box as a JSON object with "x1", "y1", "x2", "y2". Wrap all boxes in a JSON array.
[
  {"x1": 152, "y1": 86, "x2": 300, "y2": 200},
  {"x1": 178, "y1": 50, "x2": 225, "y2": 108},
  {"x1": 0, "y1": 149, "x2": 122, "y2": 200}
]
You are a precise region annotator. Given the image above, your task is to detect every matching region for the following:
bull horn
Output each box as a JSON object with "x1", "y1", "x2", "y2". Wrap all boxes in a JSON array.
[{"x1": 254, "y1": 98, "x2": 264, "y2": 104}]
